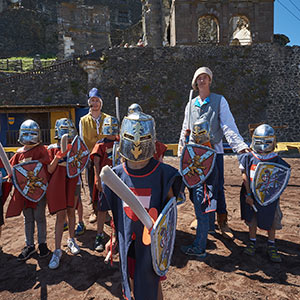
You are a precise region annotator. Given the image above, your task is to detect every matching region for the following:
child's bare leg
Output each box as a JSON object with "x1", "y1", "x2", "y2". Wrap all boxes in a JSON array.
[
  {"x1": 158, "y1": 281, "x2": 163, "y2": 300},
  {"x1": 67, "y1": 207, "x2": 76, "y2": 239},
  {"x1": 249, "y1": 224, "x2": 257, "y2": 240},
  {"x1": 67, "y1": 195, "x2": 78, "y2": 239},
  {"x1": 129, "y1": 278, "x2": 134, "y2": 298},
  {"x1": 77, "y1": 200, "x2": 83, "y2": 223},
  {"x1": 49, "y1": 210, "x2": 68, "y2": 269},
  {"x1": 244, "y1": 224, "x2": 257, "y2": 256},
  {"x1": 267, "y1": 227, "x2": 275, "y2": 241},
  {"x1": 66, "y1": 194, "x2": 80, "y2": 254},
  {"x1": 55, "y1": 210, "x2": 66, "y2": 249},
  {"x1": 97, "y1": 210, "x2": 106, "y2": 235}
]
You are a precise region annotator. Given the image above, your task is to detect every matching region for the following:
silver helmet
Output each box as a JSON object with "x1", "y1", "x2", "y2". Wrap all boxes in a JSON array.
[
  {"x1": 119, "y1": 112, "x2": 156, "y2": 162},
  {"x1": 127, "y1": 103, "x2": 143, "y2": 115},
  {"x1": 54, "y1": 118, "x2": 77, "y2": 140},
  {"x1": 18, "y1": 119, "x2": 41, "y2": 145},
  {"x1": 191, "y1": 119, "x2": 211, "y2": 145},
  {"x1": 102, "y1": 116, "x2": 119, "y2": 136},
  {"x1": 251, "y1": 124, "x2": 276, "y2": 154}
]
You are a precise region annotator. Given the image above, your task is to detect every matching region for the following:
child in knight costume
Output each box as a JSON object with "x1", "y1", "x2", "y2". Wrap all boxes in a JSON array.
[
  {"x1": 180, "y1": 120, "x2": 218, "y2": 258},
  {"x1": 101, "y1": 111, "x2": 182, "y2": 300},
  {"x1": 127, "y1": 103, "x2": 167, "y2": 162},
  {"x1": 90, "y1": 116, "x2": 119, "y2": 252},
  {"x1": 239, "y1": 124, "x2": 290, "y2": 262},
  {"x1": 7, "y1": 120, "x2": 51, "y2": 260},
  {"x1": 47, "y1": 118, "x2": 81, "y2": 269},
  {"x1": 0, "y1": 157, "x2": 12, "y2": 252}
]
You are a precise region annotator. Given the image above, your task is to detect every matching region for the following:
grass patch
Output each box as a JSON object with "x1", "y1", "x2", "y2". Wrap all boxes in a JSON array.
[{"x1": 0, "y1": 57, "x2": 57, "y2": 72}]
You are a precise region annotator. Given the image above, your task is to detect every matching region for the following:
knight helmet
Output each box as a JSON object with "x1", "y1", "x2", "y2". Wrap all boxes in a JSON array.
[
  {"x1": 119, "y1": 112, "x2": 156, "y2": 162},
  {"x1": 18, "y1": 119, "x2": 41, "y2": 145},
  {"x1": 102, "y1": 116, "x2": 119, "y2": 136},
  {"x1": 191, "y1": 119, "x2": 211, "y2": 145},
  {"x1": 251, "y1": 124, "x2": 276, "y2": 154},
  {"x1": 127, "y1": 103, "x2": 143, "y2": 115},
  {"x1": 54, "y1": 118, "x2": 77, "y2": 140}
]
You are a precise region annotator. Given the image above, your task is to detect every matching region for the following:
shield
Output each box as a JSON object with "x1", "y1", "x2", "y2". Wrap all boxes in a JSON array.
[
  {"x1": 12, "y1": 160, "x2": 48, "y2": 202},
  {"x1": 112, "y1": 141, "x2": 121, "y2": 167},
  {"x1": 251, "y1": 162, "x2": 290, "y2": 206},
  {"x1": 67, "y1": 135, "x2": 90, "y2": 178},
  {"x1": 180, "y1": 144, "x2": 216, "y2": 188},
  {"x1": 151, "y1": 197, "x2": 177, "y2": 276}
]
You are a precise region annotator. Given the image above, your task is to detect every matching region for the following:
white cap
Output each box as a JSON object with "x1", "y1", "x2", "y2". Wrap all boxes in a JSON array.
[{"x1": 191, "y1": 67, "x2": 213, "y2": 90}]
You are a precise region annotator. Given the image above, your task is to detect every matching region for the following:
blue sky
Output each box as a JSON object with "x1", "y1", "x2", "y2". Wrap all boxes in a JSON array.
[{"x1": 274, "y1": 0, "x2": 300, "y2": 46}]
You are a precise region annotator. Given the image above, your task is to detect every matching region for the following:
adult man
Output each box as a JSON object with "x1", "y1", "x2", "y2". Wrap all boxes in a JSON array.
[
  {"x1": 178, "y1": 67, "x2": 249, "y2": 239},
  {"x1": 79, "y1": 88, "x2": 110, "y2": 225}
]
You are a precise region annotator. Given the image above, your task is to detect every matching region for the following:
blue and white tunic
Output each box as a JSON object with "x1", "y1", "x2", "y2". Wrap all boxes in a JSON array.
[
  {"x1": 238, "y1": 151, "x2": 290, "y2": 230},
  {"x1": 102, "y1": 158, "x2": 182, "y2": 300}
]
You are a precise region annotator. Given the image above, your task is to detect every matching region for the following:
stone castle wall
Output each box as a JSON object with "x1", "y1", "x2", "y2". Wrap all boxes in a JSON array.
[
  {"x1": 1, "y1": 44, "x2": 299, "y2": 143},
  {"x1": 0, "y1": 0, "x2": 142, "y2": 58},
  {"x1": 57, "y1": 3, "x2": 111, "y2": 59},
  {"x1": 174, "y1": 0, "x2": 274, "y2": 45},
  {"x1": 0, "y1": 7, "x2": 58, "y2": 58},
  {"x1": 0, "y1": 61, "x2": 88, "y2": 106}
]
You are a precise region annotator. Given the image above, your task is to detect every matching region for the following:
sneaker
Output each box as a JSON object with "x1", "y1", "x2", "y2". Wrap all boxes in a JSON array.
[
  {"x1": 180, "y1": 244, "x2": 207, "y2": 258},
  {"x1": 63, "y1": 222, "x2": 68, "y2": 232},
  {"x1": 67, "y1": 238, "x2": 80, "y2": 255},
  {"x1": 17, "y1": 245, "x2": 36, "y2": 261},
  {"x1": 89, "y1": 212, "x2": 97, "y2": 224},
  {"x1": 94, "y1": 234, "x2": 105, "y2": 252},
  {"x1": 243, "y1": 241, "x2": 256, "y2": 256},
  {"x1": 38, "y1": 243, "x2": 50, "y2": 258},
  {"x1": 267, "y1": 245, "x2": 282, "y2": 263},
  {"x1": 75, "y1": 222, "x2": 86, "y2": 236},
  {"x1": 48, "y1": 249, "x2": 62, "y2": 269}
]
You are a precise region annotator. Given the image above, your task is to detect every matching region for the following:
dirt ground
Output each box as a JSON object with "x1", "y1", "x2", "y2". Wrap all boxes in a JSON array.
[{"x1": 0, "y1": 156, "x2": 300, "y2": 300}]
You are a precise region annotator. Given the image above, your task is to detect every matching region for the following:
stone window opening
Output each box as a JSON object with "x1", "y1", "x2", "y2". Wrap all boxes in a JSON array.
[
  {"x1": 198, "y1": 15, "x2": 219, "y2": 44},
  {"x1": 92, "y1": 14, "x2": 100, "y2": 24},
  {"x1": 229, "y1": 16, "x2": 252, "y2": 46},
  {"x1": 118, "y1": 10, "x2": 129, "y2": 23}
]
